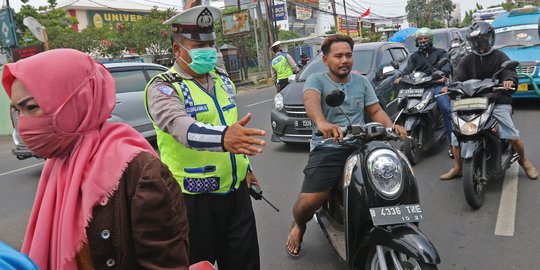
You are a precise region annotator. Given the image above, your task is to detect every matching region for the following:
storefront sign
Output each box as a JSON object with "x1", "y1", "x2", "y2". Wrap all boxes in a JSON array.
[
  {"x1": 12, "y1": 44, "x2": 44, "y2": 62},
  {"x1": 87, "y1": 11, "x2": 146, "y2": 27},
  {"x1": 272, "y1": 4, "x2": 287, "y2": 21},
  {"x1": 296, "y1": 6, "x2": 312, "y2": 21}
]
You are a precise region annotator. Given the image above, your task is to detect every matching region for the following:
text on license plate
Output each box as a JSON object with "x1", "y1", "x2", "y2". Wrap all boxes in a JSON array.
[
  {"x1": 294, "y1": 120, "x2": 312, "y2": 130},
  {"x1": 399, "y1": 89, "x2": 424, "y2": 97},
  {"x1": 517, "y1": 83, "x2": 528, "y2": 91},
  {"x1": 369, "y1": 204, "x2": 424, "y2": 226}
]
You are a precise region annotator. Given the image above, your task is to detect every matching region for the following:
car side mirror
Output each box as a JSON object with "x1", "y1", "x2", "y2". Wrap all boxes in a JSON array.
[
  {"x1": 501, "y1": 60, "x2": 519, "y2": 70},
  {"x1": 390, "y1": 60, "x2": 400, "y2": 69},
  {"x1": 325, "y1": 89, "x2": 345, "y2": 107},
  {"x1": 382, "y1": 66, "x2": 396, "y2": 78},
  {"x1": 288, "y1": 74, "x2": 296, "y2": 83}
]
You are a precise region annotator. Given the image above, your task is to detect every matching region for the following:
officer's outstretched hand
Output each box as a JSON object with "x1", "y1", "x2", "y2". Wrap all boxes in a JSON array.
[{"x1": 224, "y1": 113, "x2": 266, "y2": 156}]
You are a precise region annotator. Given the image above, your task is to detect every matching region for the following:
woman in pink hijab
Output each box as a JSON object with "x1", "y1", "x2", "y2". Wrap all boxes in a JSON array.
[{"x1": 3, "y1": 49, "x2": 189, "y2": 270}]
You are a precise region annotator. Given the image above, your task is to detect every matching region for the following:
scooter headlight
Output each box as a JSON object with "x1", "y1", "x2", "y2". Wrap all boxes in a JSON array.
[
  {"x1": 367, "y1": 149, "x2": 403, "y2": 199},
  {"x1": 274, "y1": 93, "x2": 284, "y2": 110},
  {"x1": 343, "y1": 155, "x2": 358, "y2": 189},
  {"x1": 459, "y1": 117, "x2": 480, "y2": 135}
]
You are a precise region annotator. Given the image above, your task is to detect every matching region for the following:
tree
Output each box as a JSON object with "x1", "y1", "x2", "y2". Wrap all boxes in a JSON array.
[
  {"x1": 461, "y1": 3, "x2": 483, "y2": 26},
  {"x1": 406, "y1": 0, "x2": 455, "y2": 28}
]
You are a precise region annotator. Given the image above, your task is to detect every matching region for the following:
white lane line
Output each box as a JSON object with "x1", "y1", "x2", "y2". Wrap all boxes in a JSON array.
[
  {"x1": 495, "y1": 163, "x2": 520, "y2": 236},
  {"x1": 246, "y1": 99, "x2": 273, "y2": 107},
  {"x1": 0, "y1": 162, "x2": 45, "y2": 177}
]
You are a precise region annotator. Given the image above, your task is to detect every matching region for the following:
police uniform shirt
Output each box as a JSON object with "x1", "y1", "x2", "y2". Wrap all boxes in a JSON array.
[
  {"x1": 147, "y1": 61, "x2": 225, "y2": 150},
  {"x1": 271, "y1": 52, "x2": 299, "y2": 82}
]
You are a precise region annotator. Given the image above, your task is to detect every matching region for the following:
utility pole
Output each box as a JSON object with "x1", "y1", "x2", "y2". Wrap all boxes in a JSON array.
[
  {"x1": 256, "y1": 0, "x2": 272, "y2": 78},
  {"x1": 331, "y1": 0, "x2": 339, "y2": 34},
  {"x1": 342, "y1": 0, "x2": 349, "y2": 36},
  {"x1": 263, "y1": 0, "x2": 274, "y2": 46}
]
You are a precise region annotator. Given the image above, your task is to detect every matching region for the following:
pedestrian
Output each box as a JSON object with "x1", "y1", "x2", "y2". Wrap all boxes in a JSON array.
[
  {"x1": 3, "y1": 49, "x2": 190, "y2": 270},
  {"x1": 440, "y1": 22, "x2": 538, "y2": 180},
  {"x1": 395, "y1": 27, "x2": 454, "y2": 157},
  {"x1": 285, "y1": 35, "x2": 407, "y2": 257},
  {"x1": 270, "y1": 41, "x2": 300, "y2": 92},
  {"x1": 145, "y1": 5, "x2": 266, "y2": 270}
]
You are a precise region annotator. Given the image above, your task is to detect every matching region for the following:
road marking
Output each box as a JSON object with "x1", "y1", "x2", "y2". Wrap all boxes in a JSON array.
[
  {"x1": 0, "y1": 162, "x2": 44, "y2": 177},
  {"x1": 494, "y1": 163, "x2": 519, "y2": 236},
  {"x1": 246, "y1": 99, "x2": 273, "y2": 107}
]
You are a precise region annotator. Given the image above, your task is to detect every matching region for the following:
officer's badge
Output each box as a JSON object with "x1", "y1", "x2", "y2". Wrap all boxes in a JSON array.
[
  {"x1": 197, "y1": 8, "x2": 214, "y2": 29},
  {"x1": 158, "y1": 85, "x2": 174, "y2": 96}
]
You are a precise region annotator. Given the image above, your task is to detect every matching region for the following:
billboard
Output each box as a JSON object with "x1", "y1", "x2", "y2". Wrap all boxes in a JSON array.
[
  {"x1": 272, "y1": 4, "x2": 287, "y2": 21},
  {"x1": 221, "y1": 10, "x2": 251, "y2": 36},
  {"x1": 12, "y1": 44, "x2": 44, "y2": 62},
  {"x1": 0, "y1": 8, "x2": 17, "y2": 48},
  {"x1": 87, "y1": 10, "x2": 145, "y2": 28},
  {"x1": 337, "y1": 16, "x2": 360, "y2": 37},
  {"x1": 296, "y1": 6, "x2": 312, "y2": 21},
  {"x1": 292, "y1": 0, "x2": 319, "y2": 8}
]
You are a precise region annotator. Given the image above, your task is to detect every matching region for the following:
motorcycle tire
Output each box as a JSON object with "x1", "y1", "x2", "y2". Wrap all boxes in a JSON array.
[
  {"x1": 403, "y1": 135, "x2": 421, "y2": 165},
  {"x1": 364, "y1": 246, "x2": 438, "y2": 270},
  {"x1": 463, "y1": 157, "x2": 484, "y2": 209}
]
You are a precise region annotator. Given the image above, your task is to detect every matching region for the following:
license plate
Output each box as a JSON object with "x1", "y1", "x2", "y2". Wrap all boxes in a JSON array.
[
  {"x1": 518, "y1": 83, "x2": 528, "y2": 91},
  {"x1": 369, "y1": 204, "x2": 424, "y2": 226},
  {"x1": 294, "y1": 119, "x2": 312, "y2": 130},
  {"x1": 398, "y1": 89, "x2": 424, "y2": 98}
]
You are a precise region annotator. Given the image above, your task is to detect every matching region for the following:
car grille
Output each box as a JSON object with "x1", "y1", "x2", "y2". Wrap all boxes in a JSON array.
[
  {"x1": 285, "y1": 105, "x2": 308, "y2": 118},
  {"x1": 516, "y1": 65, "x2": 536, "y2": 76}
]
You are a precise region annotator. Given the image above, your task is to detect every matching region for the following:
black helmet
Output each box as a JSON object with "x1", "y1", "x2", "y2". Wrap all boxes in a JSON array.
[{"x1": 467, "y1": 21, "x2": 495, "y2": 56}]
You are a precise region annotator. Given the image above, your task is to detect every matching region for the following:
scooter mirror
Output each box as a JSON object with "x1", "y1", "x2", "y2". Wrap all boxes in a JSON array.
[
  {"x1": 501, "y1": 60, "x2": 519, "y2": 70},
  {"x1": 325, "y1": 89, "x2": 346, "y2": 107}
]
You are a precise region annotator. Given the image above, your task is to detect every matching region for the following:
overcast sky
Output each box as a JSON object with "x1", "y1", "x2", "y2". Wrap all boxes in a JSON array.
[{"x1": 8, "y1": 0, "x2": 512, "y2": 22}]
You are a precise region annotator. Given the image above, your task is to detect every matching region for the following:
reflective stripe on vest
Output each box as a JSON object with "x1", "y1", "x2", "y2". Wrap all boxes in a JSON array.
[
  {"x1": 272, "y1": 53, "x2": 294, "y2": 80},
  {"x1": 143, "y1": 68, "x2": 249, "y2": 194}
]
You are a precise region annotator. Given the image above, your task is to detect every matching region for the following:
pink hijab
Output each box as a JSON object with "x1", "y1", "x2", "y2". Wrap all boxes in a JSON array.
[{"x1": 2, "y1": 49, "x2": 157, "y2": 269}]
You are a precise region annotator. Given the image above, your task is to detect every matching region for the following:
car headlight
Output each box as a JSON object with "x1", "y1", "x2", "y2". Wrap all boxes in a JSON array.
[
  {"x1": 459, "y1": 117, "x2": 480, "y2": 135},
  {"x1": 274, "y1": 93, "x2": 283, "y2": 110},
  {"x1": 367, "y1": 149, "x2": 403, "y2": 199},
  {"x1": 343, "y1": 154, "x2": 358, "y2": 189}
]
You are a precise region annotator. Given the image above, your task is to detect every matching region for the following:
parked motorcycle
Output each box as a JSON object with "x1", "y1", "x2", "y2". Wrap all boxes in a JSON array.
[
  {"x1": 447, "y1": 60, "x2": 520, "y2": 209},
  {"x1": 396, "y1": 59, "x2": 449, "y2": 164},
  {"x1": 315, "y1": 90, "x2": 440, "y2": 269}
]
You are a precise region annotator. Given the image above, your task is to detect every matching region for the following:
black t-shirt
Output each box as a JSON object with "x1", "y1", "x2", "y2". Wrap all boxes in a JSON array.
[{"x1": 454, "y1": 49, "x2": 518, "y2": 104}]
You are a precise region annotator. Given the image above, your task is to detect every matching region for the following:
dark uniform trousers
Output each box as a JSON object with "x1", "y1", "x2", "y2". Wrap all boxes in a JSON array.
[{"x1": 184, "y1": 180, "x2": 260, "y2": 270}]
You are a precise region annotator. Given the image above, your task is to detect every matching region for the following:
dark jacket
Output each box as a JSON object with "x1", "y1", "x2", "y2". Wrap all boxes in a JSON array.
[
  {"x1": 454, "y1": 49, "x2": 518, "y2": 105},
  {"x1": 86, "y1": 152, "x2": 189, "y2": 270},
  {"x1": 401, "y1": 47, "x2": 452, "y2": 77}
]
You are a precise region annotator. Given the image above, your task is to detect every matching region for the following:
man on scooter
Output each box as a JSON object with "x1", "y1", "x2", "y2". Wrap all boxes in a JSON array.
[
  {"x1": 440, "y1": 21, "x2": 538, "y2": 180},
  {"x1": 285, "y1": 35, "x2": 407, "y2": 257},
  {"x1": 395, "y1": 28, "x2": 454, "y2": 157}
]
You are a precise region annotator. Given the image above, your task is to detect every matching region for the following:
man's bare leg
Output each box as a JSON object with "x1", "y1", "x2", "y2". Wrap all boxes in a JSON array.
[
  {"x1": 511, "y1": 139, "x2": 538, "y2": 179},
  {"x1": 286, "y1": 191, "x2": 330, "y2": 256}
]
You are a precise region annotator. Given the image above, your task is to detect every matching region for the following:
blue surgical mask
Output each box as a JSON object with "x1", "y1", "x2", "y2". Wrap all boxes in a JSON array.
[{"x1": 178, "y1": 43, "x2": 217, "y2": 74}]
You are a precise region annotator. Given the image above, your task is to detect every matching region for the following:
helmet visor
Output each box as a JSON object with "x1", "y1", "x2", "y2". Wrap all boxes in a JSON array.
[{"x1": 470, "y1": 34, "x2": 493, "y2": 53}]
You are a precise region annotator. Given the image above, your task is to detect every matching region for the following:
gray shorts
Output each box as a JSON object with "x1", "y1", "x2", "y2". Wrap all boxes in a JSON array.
[{"x1": 451, "y1": 104, "x2": 519, "y2": 146}]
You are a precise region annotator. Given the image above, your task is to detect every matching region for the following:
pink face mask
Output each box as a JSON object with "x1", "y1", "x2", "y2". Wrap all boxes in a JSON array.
[{"x1": 18, "y1": 114, "x2": 77, "y2": 158}]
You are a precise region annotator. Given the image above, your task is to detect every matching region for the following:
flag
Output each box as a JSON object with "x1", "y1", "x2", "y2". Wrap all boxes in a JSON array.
[{"x1": 360, "y1": 7, "x2": 370, "y2": 18}]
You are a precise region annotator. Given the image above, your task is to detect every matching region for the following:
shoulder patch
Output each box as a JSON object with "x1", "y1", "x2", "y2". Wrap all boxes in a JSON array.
[
  {"x1": 215, "y1": 67, "x2": 229, "y2": 77},
  {"x1": 161, "y1": 72, "x2": 184, "y2": 83},
  {"x1": 158, "y1": 85, "x2": 175, "y2": 96}
]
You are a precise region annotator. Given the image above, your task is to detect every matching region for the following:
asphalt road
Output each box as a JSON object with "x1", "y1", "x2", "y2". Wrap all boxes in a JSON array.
[{"x1": 1, "y1": 85, "x2": 540, "y2": 269}]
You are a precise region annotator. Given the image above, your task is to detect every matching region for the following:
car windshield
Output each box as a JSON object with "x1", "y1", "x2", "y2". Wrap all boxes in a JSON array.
[
  {"x1": 403, "y1": 32, "x2": 449, "y2": 52},
  {"x1": 494, "y1": 25, "x2": 540, "y2": 48},
  {"x1": 297, "y1": 50, "x2": 374, "y2": 81}
]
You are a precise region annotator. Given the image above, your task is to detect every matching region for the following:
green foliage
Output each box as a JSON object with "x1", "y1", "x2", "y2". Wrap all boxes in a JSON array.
[
  {"x1": 361, "y1": 28, "x2": 382, "y2": 42},
  {"x1": 406, "y1": 0, "x2": 455, "y2": 28}
]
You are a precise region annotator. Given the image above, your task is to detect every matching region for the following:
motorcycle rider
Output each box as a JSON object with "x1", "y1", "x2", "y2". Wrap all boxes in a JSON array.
[
  {"x1": 440, "y1": 21, "x2": 538, "y2": 180},
  {"x1": 285, "y1": 35, "x2": 407, "y2": 257},
  {"x1": 395, "y1": 27, "x2": 454, "y2": 157}
]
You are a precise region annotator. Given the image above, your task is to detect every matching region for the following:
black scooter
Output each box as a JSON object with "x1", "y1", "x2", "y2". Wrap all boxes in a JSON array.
[
  {"x1": 396, "y1": 59, "x2": 448, "y2": 164},
  {"x1": 315, "y1": 90, "x2": 440, "y2": 270},
  {"x1": 448, "y1": 60, "x2": 520, "y2": 209}
]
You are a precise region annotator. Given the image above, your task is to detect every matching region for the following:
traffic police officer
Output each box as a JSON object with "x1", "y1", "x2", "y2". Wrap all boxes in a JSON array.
[
  {"x1": 144, "y1": 5, "x2": 266, "y2": 269},
  {"x1": 270, "y1": 41, "x2": 299, "y2": 92}
]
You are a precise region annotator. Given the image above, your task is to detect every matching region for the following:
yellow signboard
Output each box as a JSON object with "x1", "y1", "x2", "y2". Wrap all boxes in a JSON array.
[{"x1": 88, "y1": 11, "x2": 145, "y2": 28}]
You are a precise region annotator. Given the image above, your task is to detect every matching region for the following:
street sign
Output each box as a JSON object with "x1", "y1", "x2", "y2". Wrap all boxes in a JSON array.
[
  {"x1": 0, "y1": 8, "x2": 17, "y2": 48},
  {"x1": 23, "y1": 16, "x2": 45, "y2": 42}
]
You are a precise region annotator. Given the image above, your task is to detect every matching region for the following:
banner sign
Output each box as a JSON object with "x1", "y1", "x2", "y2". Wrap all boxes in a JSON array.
[
  {"x1": 87, "y1": 10, "x2": 146, "y2": 28},
  {"x1": 337, "y1": 16, "x2": 360, "y2": 37},
  {"x1": 221, "y1": 10, "x2": 251, "y2": 36},
  {"x1": 0, "y1": 8, "x2": 17, "y2": 48},
  {"x1": 272, "y1": 4, "x2": 287, "y2": 21},
  {"x1": 296, "y1": 6, "x2": 312, "y2": 21},
  {"x1": 12, "y1": 44, "x2": 44, "y2": 62}
]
